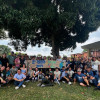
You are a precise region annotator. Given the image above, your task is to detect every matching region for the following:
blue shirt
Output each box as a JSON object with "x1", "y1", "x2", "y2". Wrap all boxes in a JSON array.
[
  {"x1": 74, "y1": 73, "x2": 86, "y2": 82},
  {"x1": 84, "y1": 70, "x2": 94, "y2": 77},
  {"x1": 94, "y1": 74, "x2": 100, "y2": 81},
  {"x1": 6, "y1": 71, "x2": 10, "y2": 77},
  {"x1": 14, "y1": 73, "x2": 26, "y2": 80},
  {"x1": 61, "y1": 71, "x2": 69, "y2": 78},
  {"x1": 66, "y1": 61, "x2": 70, "y2": 66},
  {"x1": 21, "y1": 69, "x2": 26, "y2": 73},
  {"x1": 0, "y1": 60, "x2": 2, "y2": 65},
  {"x1": 59, "y1": 62, "x2": 63, "y2": 69}
]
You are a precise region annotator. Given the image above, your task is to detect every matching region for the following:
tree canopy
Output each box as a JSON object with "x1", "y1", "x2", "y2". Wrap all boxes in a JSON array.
[
  {"x1": 0, "y1": 0, "x2": 100, "y2": 57},
  {"x1": 0, "y1": 45, "x2": 11, "y2": 55}
]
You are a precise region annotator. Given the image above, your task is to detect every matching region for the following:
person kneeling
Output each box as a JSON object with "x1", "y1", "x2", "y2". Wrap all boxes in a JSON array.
[
  {"x1": 14, "y1": 69, "x2": 26, "y2": 90},
  {"x1": 74, "y1": 68, "x2": 90, "y2": 87}
]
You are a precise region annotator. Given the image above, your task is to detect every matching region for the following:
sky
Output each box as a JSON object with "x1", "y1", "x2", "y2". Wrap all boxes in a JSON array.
[{"x1": 0, "y1": 27, "x2": 100, "y2": 57}]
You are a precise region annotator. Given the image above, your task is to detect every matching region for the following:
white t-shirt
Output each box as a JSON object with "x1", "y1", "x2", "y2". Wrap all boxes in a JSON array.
[
  {"x1": 67, "y1": 70, "x2": 74, "y2": 77},
  {"x1": 54, "y1": 71, "x2": 60, "y2": 78},
  {"x1": 34, "y1": 71, "x2": 39, "y2": 75},
  {"x1": 92, "y1": 60, "x2": 100, "y2": 71}
]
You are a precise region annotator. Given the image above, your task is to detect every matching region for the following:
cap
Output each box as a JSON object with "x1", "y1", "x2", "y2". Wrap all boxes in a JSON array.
[{"x1": 77, "y1": 69, "x2": 82, "y2": 72}]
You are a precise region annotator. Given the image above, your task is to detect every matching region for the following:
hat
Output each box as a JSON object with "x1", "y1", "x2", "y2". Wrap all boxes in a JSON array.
[
  {"x1": 49, "y1": 71, "x2": 53, "y2": 73},
  {"x1": 77, "y1": 69, "x2": 82, "y2": 72}
]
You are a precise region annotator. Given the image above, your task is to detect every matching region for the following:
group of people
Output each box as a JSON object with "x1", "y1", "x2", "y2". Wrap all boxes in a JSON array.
[{"x1": 0, "y1": 52, "x2": 100, "y2": 90}]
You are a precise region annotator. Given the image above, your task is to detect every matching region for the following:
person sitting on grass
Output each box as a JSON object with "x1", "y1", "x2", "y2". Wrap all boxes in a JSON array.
[
  {"x1": 6, "y1": 67, "x2": 13, "y2": 83},
  {"x1": 10, "y1": 64, "x2": 18, "y2": 78},
  {"x1": 61, "y1": 69, "x2": 72, "y2": 85},
  {"x1": 0, "y1": 66, "x2": 6, "y2": 86},
  {"x1": 46, "y1": 68, "x2": 54, "y2": 76},
  {"x1": 74, "y1": 68, "x2": 91, "y2": 87},
  {"x1": 0, "y1": 66, "x2": 6, "y2": 82},
  {"x1": 84, "y1": 66, "x2": 94, "y2": 84},
  {"x1": 0, "y1": 77, "x2": 6, "y2": 85},
  {"x1": 37, "y1": 71, "x2": 54, "y2": 87},
  {"x1": 32, "y1": 68, "x2": 39, "y2": 81},
  {"x1": 14, "y1": 69, "x2": 26, "y2": 90},
  {"x1": 20, "y1": 64, "x2": 27, "y2": 75},
  {"x1": 92, "y1": 68, "x2": 100, "y2": 90},
  {"x1": 38, "y1": 70, "x2": 45, "y2": 82},
  {"x1": 67, "y1": 67, "x2": 74, "y2": 80},
  {"x1": 25, "y1": 67, "x2": 34, "y2": 82},
  {"x1": 54, "y1": 67, "x2": 61, "y2": 85}
]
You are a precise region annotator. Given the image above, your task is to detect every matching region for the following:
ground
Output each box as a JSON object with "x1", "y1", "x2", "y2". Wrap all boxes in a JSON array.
[{"x1": 0, "y1": 82, "x2": 100, "y2": 100}]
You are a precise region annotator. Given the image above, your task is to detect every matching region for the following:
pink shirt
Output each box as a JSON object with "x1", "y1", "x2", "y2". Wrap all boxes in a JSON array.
[{"x1": 15, "y1": 58, "x2": 20, "y2": 67}]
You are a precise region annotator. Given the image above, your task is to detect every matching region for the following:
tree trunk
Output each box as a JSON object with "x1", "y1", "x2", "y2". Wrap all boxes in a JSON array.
[{"x1": 51, "y1": 35, "x2": 59, "y2": 59}]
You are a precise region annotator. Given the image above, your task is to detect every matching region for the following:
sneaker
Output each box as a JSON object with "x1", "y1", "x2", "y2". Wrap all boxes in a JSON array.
[
  {"x1": 15, "y1": 86, "x2": 19, "y2": 90},
  {"x1": 68, "y1": 82, "x2": 72, "y2": 85},
  {"x1": 22, "y1": 84, "x2": 26, "y2": 88},
  {"x1": 41, "y1": 84, "x2": 45, "y2": 87},
  {"x1": 37, "y1": 83, "x2": 41, "y2": 87},
  {"x1": 57, "y1": 81, "x2": 60, "y2": 85},
  {"x1": 62, "y1": 81, "x2": 66, "y2": 83},
  {"x1": 25, "y1": 80, "x2": 30, "y2": 82}
]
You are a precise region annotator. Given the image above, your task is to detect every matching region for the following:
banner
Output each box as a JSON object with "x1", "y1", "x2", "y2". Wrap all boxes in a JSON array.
[{"x1": 25, "y1": 60, "x2": 66, "y2": 68}]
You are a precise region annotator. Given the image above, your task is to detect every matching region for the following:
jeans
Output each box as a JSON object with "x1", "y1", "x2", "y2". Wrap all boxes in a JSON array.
[
  {"x1": 93, "y1": 79, "x2": 100, "y2": 89},
  {"x1": 14, "y1": 81, "x2": 24, "y2": 87}
]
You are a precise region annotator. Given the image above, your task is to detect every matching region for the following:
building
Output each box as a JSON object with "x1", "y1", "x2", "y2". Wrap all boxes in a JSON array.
[
  {"x1": 71, "y1": 53, "x2": 83, "y2": 58},
  {"x1": 81, "y1": 41, "x2": 100, "y2": 57}
]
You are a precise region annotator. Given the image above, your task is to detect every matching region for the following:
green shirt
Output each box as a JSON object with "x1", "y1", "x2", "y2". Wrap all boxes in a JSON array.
[{"x1": 7, "y1": 55, "x2": 16, "y2": 65}]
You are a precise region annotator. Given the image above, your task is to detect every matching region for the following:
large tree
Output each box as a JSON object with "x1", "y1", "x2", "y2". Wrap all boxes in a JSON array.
[
  {"x1": 0, "y1": 0, "x2": 100, "y2": 58},
  {"x1": 0, "y1": 45, "x2": 11, "y2": 54}
]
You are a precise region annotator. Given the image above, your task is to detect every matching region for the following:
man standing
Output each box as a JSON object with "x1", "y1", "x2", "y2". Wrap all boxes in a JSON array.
[
  {"x1": 14, "y1": 69, "x2": 26, "y2": 90},
  {"x1": 8, "y1": 52, "x2": 16, "y2": 68},
  {"x1": 1, "y1": 53, "x2": 9, "y2": 68}
]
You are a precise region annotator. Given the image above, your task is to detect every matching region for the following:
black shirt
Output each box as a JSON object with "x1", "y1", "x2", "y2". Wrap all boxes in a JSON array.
[
  {"x1": 0, "y1": 70, "x2": 6, "y2": 80},
  {"x1": 70, "y1": 61, "x2": 75, "y2": 70},
  {"x1": 48, "y1": 75, "x2": 54, "y2": 81},
  {"x1": 20, "y1": 58, "x2": 25, "y2": 66},
  {"x1": 1, "y1": 57, "x2": 9, "y2": 68}
]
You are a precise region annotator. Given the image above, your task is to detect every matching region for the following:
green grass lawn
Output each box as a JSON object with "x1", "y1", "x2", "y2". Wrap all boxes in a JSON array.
[{"x1": 0, "y1": 82, "x2": 100, "y2": 100}]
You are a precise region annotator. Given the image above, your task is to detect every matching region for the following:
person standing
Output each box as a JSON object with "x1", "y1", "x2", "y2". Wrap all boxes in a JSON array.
[
  {"x1": 8, "y1": 52, "x2": 16, "y2": 68},
  {"x1": 15, "y1": 55, "x2": 21, "y2": 69},
  {"x1": 1, "y1": 53, "x2": 9, "y2": 68}
]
